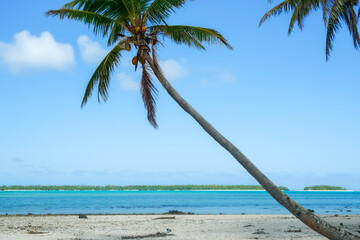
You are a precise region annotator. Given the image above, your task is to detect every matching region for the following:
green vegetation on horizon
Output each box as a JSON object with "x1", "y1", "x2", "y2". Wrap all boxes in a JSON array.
[
  {"x1": 304, "y1": 185, "x2": 347, "y2": 191},
  {"x1": 0, "y1": 185, "x2": 289, "y2": 191}
]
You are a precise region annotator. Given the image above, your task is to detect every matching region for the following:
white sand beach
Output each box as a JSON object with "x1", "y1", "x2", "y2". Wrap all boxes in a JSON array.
[{"x1": 0, "y1": 214, "x2": 359, "y2": 240}]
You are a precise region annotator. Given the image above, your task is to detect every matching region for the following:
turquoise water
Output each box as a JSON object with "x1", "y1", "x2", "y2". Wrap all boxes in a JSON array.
[{"x1": 0, "y1": 191, "x2": 359, "y2": 215}]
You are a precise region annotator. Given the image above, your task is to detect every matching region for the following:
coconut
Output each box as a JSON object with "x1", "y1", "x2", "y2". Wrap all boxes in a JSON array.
[
  {"x1": 141, "y1": 26, "x2": 147, "y2": 34},
  {"x1": 125, "y1": 42, "x2": 131, "y2": 51},
  {"x1": 132, "y1": 56, "x2": 138, "y2": 65},
  {"x1": 135, "y1": 27, "x2": 141, "y2": 33}
]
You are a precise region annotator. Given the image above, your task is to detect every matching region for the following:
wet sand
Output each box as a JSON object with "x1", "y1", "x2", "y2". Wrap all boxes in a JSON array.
[{"x1": 0, "y1": 214, "x2": 359, "y2": 240}]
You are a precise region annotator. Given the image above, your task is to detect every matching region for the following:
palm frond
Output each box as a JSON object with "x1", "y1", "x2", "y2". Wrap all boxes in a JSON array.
[
  {"x1": 260, "y1": 0, "x2": 320, "y2": 29},
  {"x1": 262, "y1": 0, "x2": 360, "y2": 59},
  {"x1": 81, "y1": 44, "x2": 124, "y2": 107},
  {"x1": 321, "y1": 0, "x2": 331, "y2": 26},
  {"x1": 346, "y1": 2, "x2": 360, "y2": 49},
  {"x1": 64, "y1": 0, "x2": 115, "y2": 14},
  {"x1": 141, "y1": 63, "x2": 158, "y2": 128},
  {"x1": 134, "y1": 0, "x2": 151, "y2": 17},
  {"x1": 61, "y1": 0, "x2": 132, "y2": 29},
  {"x1": 325, "y1": 0, "x2": 346, "y2": 59},
  {"x1": 63, "y1": 0, "x2": 90, "y2": 9},
  {"x1": 296, "y1": 0, "x2": 321, "y2": 29},
  {"x1": 107, "y1": 21, "x2": 127, "y2": 46},
  {"x1": 259, "y1": 0, "x2": 296, "y2": 27},
  {"x1": 46, "y1": 9, "x2": 116, "y2": 37},
  {"x1": 324, "y1": 0, "x2": 360, "y2": 58},
  {"x1": 143, "y1": 0, "x2": 187, "y2": 24},
  {"x1": 288, "y1": 5, "x2": 299, "y2": 34},
  {"x1": 120, "y1": 0, "x2": 136, "y2": 24},
  {"x1": 150, "y1": 25, "x2": 233, "y2": 50},
  {"x1": 63, "y1": 0, "x2": 118, "y2": 18}
]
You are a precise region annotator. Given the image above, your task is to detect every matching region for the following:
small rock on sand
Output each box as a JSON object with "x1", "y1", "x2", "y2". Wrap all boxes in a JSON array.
[{"x1": 253, "y1": 228, "x2": 266, "y2": 234}]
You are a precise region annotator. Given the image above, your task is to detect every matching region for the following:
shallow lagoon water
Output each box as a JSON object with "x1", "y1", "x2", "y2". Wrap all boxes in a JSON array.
[{"x1": 0, "y1": 190, "x2": 359, "y2": 215}]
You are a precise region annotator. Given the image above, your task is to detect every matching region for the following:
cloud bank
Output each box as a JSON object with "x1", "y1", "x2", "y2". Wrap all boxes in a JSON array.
[{"x1": 0, "y1": 31, "x2": 75, "y2": 72}]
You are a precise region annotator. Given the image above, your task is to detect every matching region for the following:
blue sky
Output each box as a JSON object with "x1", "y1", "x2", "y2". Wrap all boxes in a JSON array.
[{"x1": 0, "y1": 0, "x2": 359, "y2": 190}]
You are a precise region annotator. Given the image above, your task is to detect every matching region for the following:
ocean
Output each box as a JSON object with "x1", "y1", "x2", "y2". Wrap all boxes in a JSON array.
[{"x1": 0, "y1": 190, "x2": 359, "y2": 215}]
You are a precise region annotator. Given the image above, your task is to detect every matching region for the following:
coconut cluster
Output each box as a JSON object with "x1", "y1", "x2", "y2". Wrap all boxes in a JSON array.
[
  {"x1": 122, "y1": 24, "x2": 159, "y2": 66},
  {"x1": 135, "y1": 26, "x2": 147, "y2": 34}
]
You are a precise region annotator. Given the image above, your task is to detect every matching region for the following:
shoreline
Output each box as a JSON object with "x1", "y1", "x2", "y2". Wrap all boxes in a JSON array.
[
  {"x1": 1, "y1": 214, "x2": 359, "y2": 240},
  {"x1": 2, "y1": 189, "x2": 358, "y2": 192},
  {"x1": 1, "y1": 213, "x2": 359, "y2": 216}
]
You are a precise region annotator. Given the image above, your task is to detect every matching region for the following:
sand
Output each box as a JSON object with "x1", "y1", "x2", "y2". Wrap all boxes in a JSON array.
[{"x1": 0, "y1": 214, "x2": 359, "y2": 240}]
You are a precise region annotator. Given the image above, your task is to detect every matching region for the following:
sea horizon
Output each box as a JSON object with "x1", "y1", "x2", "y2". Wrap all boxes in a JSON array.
[{"x1": 1, "y1": 190, "x2": 359, "y2": 215}]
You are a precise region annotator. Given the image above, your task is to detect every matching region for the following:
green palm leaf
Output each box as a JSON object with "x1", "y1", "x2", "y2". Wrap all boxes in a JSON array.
[
  {"x1": 259, "y1": 0, "x2": 296, "y2": 27},
  {"x1": 326, "y1": 0, "x2": 360, "y2": 59},
  {"x1": 295, "y1": 0, "x2": 320, "y2": 29},
  {"x1": 150, "y1": 25, "x2": 233, "y2": 50},
  {"x1": 261, "y1": 0, "x2": 360, "y2": 59},
  {"x1": 107, "y1": 20, "x2": 127, "y2": 46},
  {"x1": 133, "y1": 0, "x2": 151, "y2": 18},
  {"x1": 81, "y1": 44, "x2": 124, "y2": 107},
  {"x1": 46, "y1": 9, "x2": 118, "y2": 37},
  {"x1": 325, "y1": 0, "x2": 347, "y2": 59},
  {"x1": 321, "y1": 0, "x2": 331, "y2": 25},
  {"x1": 144, "y1": 0, "x2": 187, "y2": 24},
  {"x1": 119, "y1": 0, "x2": 136, "y2": 25},
  {"x1": 62, "y1": 0, "x2": 128, "y2": 21},
  {"x1": 288, "y1": 5, "x2": 299, "y2": 34},
  {"x1": 343, "y1": 2, "x2": 360, "y2": 49},
  {"x1": 64, "y1": 0, "x2": 117, "y2": 14},
  {"x1": 260, "y1": 0, "x2": 321, "y2": 30}
]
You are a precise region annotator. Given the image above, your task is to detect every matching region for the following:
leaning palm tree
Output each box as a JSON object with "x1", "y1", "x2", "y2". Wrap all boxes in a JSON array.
[
  {"x1": 47, "y1": 1, "x2": 359, "y2": 239},
  {"x1": 260, "y1": 0, "x2": 360, "y2": 60}
]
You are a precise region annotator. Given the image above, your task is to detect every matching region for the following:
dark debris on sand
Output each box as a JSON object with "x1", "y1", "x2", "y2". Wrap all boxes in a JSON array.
[{"x1": 122, "y1": 232, "x2": 174, "y2": 239}]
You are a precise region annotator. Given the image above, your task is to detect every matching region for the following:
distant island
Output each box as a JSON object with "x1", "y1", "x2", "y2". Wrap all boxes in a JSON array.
[
  {"x1": 304, "y1": 185, "x2": 347, "y2": 191},
  {"x1": 0, "y1": 185, "x2": 289, "y2": 191}
]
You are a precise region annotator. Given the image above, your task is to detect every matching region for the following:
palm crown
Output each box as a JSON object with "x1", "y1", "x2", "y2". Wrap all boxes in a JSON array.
[
  {"x1": 46, "y1": 0, "x2": 232, "y2": 128},
  {"x1": 260, "y1": 0, "x2": 359, "y2": 60}
]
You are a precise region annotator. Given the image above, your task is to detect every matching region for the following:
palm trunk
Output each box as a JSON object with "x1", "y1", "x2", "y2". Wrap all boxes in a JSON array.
[{"x1": 145, "y1": 54, "x2": 360, "y2": 240}]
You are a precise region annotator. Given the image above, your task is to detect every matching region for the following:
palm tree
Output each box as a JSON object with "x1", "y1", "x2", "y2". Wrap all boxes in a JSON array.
[
  {"x1": 46, "y1": 1, "x2": 359, "y2": 239},
  {"x1": 260, "y1": 0, "x2": 360, "y2": 60}
]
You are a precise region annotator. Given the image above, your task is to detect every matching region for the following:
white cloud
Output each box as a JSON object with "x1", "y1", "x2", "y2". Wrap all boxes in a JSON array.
[
  {"x1": 0, "y1": 31, "x2": 75, "y2": 72},
  {"x1": 220, "y1": 70, "x2": 236, "y2": 83},
  {"x1": 159, "y1": 59, "x2": 188, "y2": 81},
  {"x1": 77, "y1": 35, "x2": 107, "y2": 64},
  {"x1": 118, "y1": 73, "x2": 139, "y2": 91}
]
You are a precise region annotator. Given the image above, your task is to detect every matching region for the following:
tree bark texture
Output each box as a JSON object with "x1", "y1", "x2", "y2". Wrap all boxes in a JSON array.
[{"x1": 145, "y1": 54, "x2": 360, "y2": 240}]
